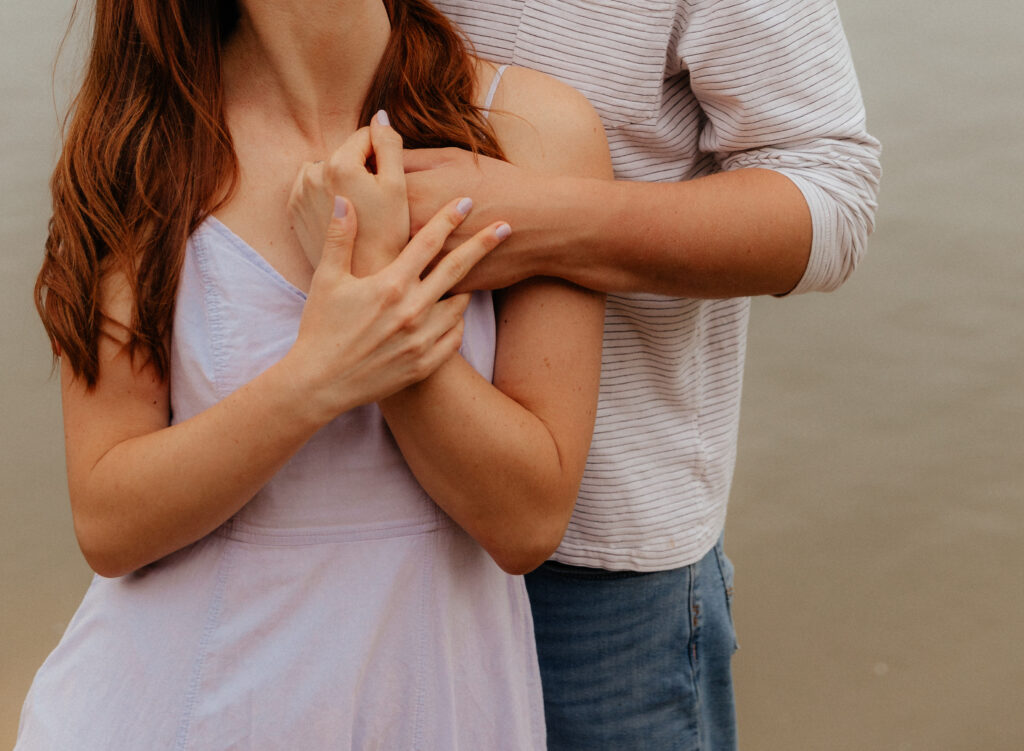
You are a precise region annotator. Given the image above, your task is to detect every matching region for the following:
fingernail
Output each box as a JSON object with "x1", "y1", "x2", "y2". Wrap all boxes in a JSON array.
[
  {"x1": 333, "y1": 196, "x2": 347, "y2": 218},
  {"x1": 495, "y1": 223, "x2": 512, "y2": 240},
  {"x1": 456, "y1": 197, "x2": 473, "y2": 215},
  {"x1": 376, "y1": 109, "x2": 390, "y2": 126}
]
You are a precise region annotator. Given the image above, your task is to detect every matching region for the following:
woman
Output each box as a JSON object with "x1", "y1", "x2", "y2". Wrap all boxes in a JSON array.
[{"x1": 17, "y1": 0, "x2": 612, "y2": 748}]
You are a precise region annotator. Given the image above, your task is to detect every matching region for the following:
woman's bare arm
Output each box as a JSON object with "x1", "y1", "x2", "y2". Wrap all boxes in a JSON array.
[{"x1": 377, "y1": 67, "x2": 613, "y2": 574}]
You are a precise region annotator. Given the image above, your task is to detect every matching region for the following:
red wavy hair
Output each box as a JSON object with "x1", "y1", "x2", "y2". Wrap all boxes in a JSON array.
[{"x1": 36, "y1": 0, "x2": 504, "y2": 387}]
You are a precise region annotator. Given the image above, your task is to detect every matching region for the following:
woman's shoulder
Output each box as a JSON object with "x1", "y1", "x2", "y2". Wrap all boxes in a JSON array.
[{"x1": 472, "y1": 59, "x2": 612, "y2": 178}]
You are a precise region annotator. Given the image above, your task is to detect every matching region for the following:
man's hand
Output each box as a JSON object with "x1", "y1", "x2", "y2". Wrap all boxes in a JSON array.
[
  {"x1": 405, "y1": 147, "x2": 546, "y2": 291},
  {"x1": 404, "y1": 147, "x2": 487, "y2": 242}
]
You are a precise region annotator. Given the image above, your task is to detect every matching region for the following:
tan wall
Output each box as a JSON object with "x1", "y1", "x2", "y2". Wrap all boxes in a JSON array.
[{"x1": 2, "y1": 1, "x2": 1022, "y2": 748}]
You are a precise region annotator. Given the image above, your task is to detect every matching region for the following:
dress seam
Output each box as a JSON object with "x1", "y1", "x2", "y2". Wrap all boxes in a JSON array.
[
  {"x1": 189, "y1": 230, "x2": 231, "y2": 401},
  {"x1": 174, "y1": 542, "x2": 236, "y2": 750},
  {"x1": 411, "y1": 530, "x2": 437, "y2": 749},
  {"x1": 216, "y1": 516, "x2": 455, "y2": 546}
]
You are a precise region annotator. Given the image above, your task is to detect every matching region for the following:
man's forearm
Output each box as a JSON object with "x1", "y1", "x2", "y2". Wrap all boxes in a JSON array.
[
  {"x1": 530, "y1": 167, "x2": 812, "y2": 298},
  {"x1": 406, "y1": 149, "x2": 815, "y2": 297}
]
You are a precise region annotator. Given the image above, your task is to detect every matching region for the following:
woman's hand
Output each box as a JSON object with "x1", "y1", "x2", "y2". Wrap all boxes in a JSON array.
[
  {"x1": 289, "y1": 112, "x2": 409, "y2": 276},
  {"x1": 285, "y1": 193, "x2": 512, "y2": 421}
]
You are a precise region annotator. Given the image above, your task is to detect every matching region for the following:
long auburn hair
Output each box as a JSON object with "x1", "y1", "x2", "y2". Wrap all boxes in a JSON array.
[{"x1": 36, "y1": 0, "x2": 505, "y2": 387}]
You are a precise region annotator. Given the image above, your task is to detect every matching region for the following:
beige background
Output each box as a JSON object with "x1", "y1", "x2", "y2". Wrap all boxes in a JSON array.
[{"x1": 2, "y1": 1, "x2": 1022, "y2": 748}]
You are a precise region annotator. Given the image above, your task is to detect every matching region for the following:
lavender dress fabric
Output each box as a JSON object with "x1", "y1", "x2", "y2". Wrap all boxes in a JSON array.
[{"x1": 16, "y1": 217, "x2": 545, "y2": 750}]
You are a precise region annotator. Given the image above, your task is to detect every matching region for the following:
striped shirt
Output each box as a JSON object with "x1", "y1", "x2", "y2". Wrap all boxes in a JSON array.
[{"x1": 435, "y1": 0, "x2": 882, "y2": 571}]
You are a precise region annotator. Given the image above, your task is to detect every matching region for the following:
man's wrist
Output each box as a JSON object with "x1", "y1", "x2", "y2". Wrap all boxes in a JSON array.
[
  {"x1": 515, "y1": 173, "x2": 596, "y2": 280},
  {"x1": 529, "y1": 174, "x2": 616, "y2": 286}
]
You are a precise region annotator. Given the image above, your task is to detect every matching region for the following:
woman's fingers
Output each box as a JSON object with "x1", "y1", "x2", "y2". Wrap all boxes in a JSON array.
[
  {"x1": 287, "y1": 161, "x2": 332, "y2": 267},
  {"x1": 382, "y1": 196, "x2": 509, "y2": 302},
  {"x1": 419, "y1": 219, "x2": 511, "y2": 302},
  {"x1": 288, "y1": 161, "x2": 316, "y2": 209},
  {"x1": 419, "y1": 314, "x2": 467, "y2": 378},
  {"x1": 326, "y1": 127, "x2": 373, "y2": 176},
  {"x1": 400, "y1": 294, "x2": 471, "y2": 384},
  {"x1": 432, "y1": 292, "x2": 473, "y2": 329},
  {"x1": 413, "y1": 293, "x2": 472, "y2": 349},
  {"x1": 391, "y1": 196, "x2": 476, "y2": 279},
  {"x1": 369, "y1": 110, "x2": 405, "y2": 190},
  {"x1": 324, "y1": 115, "x2": 404, "y2": 196},
  {"x1": 317, "y1": 197, "x2": 357, "y2": 276}
]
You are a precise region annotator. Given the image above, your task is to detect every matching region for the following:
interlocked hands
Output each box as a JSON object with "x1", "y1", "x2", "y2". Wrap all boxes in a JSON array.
[{"x1": 284, "y1": 112, "x2": 511, "y2": 416}]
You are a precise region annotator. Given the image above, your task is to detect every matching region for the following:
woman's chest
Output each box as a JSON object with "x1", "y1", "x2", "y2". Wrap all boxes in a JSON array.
[{"x1": 214, "y1": 162, "x2": 315, "y2": 294}]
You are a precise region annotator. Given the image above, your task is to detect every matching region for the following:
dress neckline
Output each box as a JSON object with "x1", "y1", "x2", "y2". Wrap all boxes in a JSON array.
[{"x1": 199, "y1": 215, "x2": 308, "y2": 301}]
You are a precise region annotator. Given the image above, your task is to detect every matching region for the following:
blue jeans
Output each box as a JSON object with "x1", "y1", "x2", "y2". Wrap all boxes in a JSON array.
[{"x1": 524, "y1": 539, "x2": 738, "y2": 751}]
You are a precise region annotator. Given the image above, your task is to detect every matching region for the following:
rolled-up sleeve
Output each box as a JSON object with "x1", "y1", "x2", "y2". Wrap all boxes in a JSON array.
[{"x1": 677, "y1": 0, "x2": 882, "y2": 293}]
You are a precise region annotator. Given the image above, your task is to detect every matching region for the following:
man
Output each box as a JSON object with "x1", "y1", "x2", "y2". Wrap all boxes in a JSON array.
[{"x1": 405, "y1": 1, "x2": 881, "y2": 748}]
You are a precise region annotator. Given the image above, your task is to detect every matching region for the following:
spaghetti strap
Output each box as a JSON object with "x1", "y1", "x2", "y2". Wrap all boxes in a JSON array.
[{"x1": 482, "y1": 64, "x2": 510, "y2": 118}]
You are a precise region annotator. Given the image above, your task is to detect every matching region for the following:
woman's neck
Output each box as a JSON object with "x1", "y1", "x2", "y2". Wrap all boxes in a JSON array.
[{"x1": 223, "y1": 0, "x2": 391, "y2": 150}]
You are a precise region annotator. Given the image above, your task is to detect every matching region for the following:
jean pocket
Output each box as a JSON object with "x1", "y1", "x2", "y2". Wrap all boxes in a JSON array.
[
  {"x1": 713, "y1": 542, "x2": 739, "y2": 652},
  {"x1": 512, "y1": 0, "x2": 676, "y2": 126}
]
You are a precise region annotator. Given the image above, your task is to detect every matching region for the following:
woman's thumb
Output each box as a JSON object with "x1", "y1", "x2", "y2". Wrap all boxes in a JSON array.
[{"x1": 320, "y1": 196, "x2": 356, "y2": 274}]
